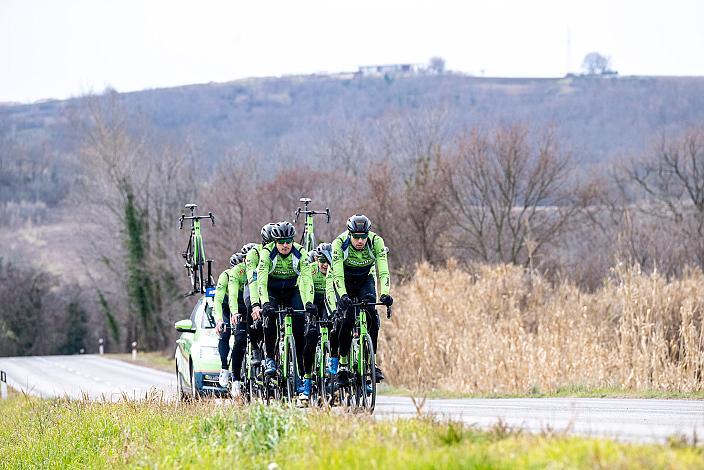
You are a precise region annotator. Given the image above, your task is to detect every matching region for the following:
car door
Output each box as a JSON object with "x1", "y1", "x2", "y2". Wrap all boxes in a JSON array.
[{"x1": 176, "y1": 298, "x2": 203, "y2": 387}]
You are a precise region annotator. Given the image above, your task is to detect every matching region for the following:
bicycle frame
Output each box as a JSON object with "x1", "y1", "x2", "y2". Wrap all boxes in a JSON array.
[{"x1": 294, "y1": 197, "x2": 330, "y2": 252}]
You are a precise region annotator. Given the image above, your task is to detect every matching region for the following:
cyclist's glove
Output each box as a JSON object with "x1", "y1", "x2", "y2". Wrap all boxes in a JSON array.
[
  {"x1": 305, "y1": 302, "x2": 318, "y2": 318},
  {"x1": 337, "y1": 294, "x2": 352, "y2": 313},
  {"x1": 379, "y1": 294, "x2": 394, "y2": 307},
  {"x1": 262, "y1": 302, "x2": 275, "y2": 317}
]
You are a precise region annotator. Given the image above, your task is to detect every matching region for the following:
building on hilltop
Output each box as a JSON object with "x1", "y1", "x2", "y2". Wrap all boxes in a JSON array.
[{"x1": 357, "y1": 63, "x2": 425, "y2": 77}]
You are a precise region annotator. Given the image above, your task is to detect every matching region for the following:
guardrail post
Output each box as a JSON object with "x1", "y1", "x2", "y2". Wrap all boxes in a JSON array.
[
  {"x1": 132, "y1": 341, "x2": 137, "y2": 361},
  {"x1": 99, "y1": 338, "x2": 104, "y2": 356},
  {"x1": 1, "y1": 371, "x2": 7, "y2": 400}
]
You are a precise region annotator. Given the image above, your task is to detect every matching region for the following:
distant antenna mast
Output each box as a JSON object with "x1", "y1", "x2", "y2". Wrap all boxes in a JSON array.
[{"x1": 566, "y1": 26, "x2": 572, "y2": 74}]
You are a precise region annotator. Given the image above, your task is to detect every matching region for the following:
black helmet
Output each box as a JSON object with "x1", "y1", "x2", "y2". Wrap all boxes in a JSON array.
[
  {"x1": 270, "y1": 221, "x2": 296, "y2": 240},
  {"x1": 230, "y1": 252, "x2": 245, "y2": 267},
  {"x1": 316, "y1": 242, "x2": 333, "y2": 265},
  {"x1": 261, "y1": 223, "x2": 276, "y2": 245},
  {"x1": 347, "y1": 214, "x2": 371, "y2": 234},
  {"x1": 240, "y1": 242, "x2": 257, "y2": 255}
]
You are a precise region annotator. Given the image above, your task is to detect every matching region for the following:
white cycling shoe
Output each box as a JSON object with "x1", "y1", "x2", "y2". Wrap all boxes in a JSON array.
[{"x1": 218, "y1": 369, "x2": 230, "y2": 388}]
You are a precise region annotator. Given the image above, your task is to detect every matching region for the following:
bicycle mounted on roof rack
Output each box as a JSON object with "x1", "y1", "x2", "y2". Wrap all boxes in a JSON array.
[
  {"x1": 294, "y1": 197, "x2": 330, "y2": 252},
  {"x1": 179, "y1": 203, "x2": 215, "y2": 296}
]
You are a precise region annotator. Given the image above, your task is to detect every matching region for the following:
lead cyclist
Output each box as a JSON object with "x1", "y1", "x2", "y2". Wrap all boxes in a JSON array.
[{"x1": 330, "y1": 214, "x2": 392, "y2": 386}]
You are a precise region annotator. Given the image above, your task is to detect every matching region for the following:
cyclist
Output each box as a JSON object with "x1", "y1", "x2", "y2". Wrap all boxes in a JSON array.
[
  {"x1": 238, "y1": 242, "x2": 264, "y2": 371},
  {"x1": 331, "y1": 214, "x2": 392, "y2": 386},
  {"x1": 245, "y1": 223, "x2": 276, "y2": 365},
  {"x1": 258, "y1": 221, "x2": 316, "y2": 390},
  {"x1": 213, "y1": 251, "x2": 248, "y2": 390},
  {"x1": 300, "y1": 242, "x2": 333, "y2": 400}
]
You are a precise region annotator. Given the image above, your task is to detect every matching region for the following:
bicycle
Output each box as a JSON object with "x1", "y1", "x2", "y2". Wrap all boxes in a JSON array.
[
  {"x1": 242, "y1": 319, "x2": 267, "y2": 404},
  {"x1": 178, "y1": 203, "x2": 215, "y2": 296},
  {"x1": 338, "y1": 300, "x2": 392, "y2": 413},
  {"x1": 294, "y1": 197, "x2": 330, "y2": 252},
  {"x1": 310, "y1": 310, "x2": 334, "y2": 407},
  {"x1": 263, "y1": 306, "x2": 304, "y2": 404}
]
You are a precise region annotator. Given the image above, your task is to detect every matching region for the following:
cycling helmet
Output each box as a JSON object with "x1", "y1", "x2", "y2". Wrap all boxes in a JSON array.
[
  {"x1": 270, "y1": 221, "x2": 296, "y2": 240},
  {"x1": 307, "y1": 250, "x2": 317, "y2": 263},
  {"x1": 316, "y1": 242, "x2": 333, "y2": 265},
  {"x1": 240, "y1": 242, "x2": 257, "y2": 255},
  {"x1": 229, "y1": 252, "x2": 245, "y2": 267},
  {"x1": 347, "y1": 214, "x2": 372, "y2": 233},
  {"x1": 261, "y1": 222, "x2": 276, "y2": 245}
]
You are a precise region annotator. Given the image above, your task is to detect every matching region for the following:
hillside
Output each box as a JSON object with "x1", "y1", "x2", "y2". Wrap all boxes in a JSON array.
[{"x1": 2, "y1": 72, "x2": 704, "y2": 210}]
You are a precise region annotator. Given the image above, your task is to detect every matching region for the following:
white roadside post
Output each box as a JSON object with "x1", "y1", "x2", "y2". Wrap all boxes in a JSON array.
[
  {"x1": 99, "y1": 338, "x2": 104, "y2": 356},
  {"x1": 132, "y1": 341, "x2": 137, "y2": 361},
  {"x1": 1, "y1": 371, "x2": 7, "y2": 400}
]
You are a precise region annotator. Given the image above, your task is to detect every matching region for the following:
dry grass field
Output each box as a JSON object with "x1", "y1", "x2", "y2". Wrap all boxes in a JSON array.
[{"x1": 379, "y1": 261, "x2": 704, "y2": 395}]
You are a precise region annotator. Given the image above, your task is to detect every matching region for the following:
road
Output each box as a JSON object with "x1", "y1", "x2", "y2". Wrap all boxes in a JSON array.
[{"x1": 1, "y1": 355, "x2": 703, "y2": 443}]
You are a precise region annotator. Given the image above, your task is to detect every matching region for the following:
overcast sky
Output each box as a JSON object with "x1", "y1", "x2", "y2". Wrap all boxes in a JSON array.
[{"x1": 2, "y1": 0, "x2": 703, "y2": 103}]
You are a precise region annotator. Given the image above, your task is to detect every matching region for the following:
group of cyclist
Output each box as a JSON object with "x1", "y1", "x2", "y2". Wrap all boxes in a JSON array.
[{"x1": 211, "y1": 214, "x2": 392, "y2": 402}]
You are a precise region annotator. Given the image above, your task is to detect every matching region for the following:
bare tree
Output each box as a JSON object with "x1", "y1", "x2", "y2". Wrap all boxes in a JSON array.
[
  {"x1": 582, "y1": 52, "x2": 611, "y2": 75},
  {"x1": 622, "y1": 128, "x2": 704, "y2": 269},
  {"x1": 445, "y1": 125, "x2": 577, "y2": 266},
  {"x1": 429, "y1": 56, "x2": 446, "y2": 74}
]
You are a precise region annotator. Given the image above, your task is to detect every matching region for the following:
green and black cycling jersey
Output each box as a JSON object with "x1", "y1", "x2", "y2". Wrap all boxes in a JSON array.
[
  {"x1": 257, "y1": 241, "x2": 314, "y2": 305},
  {"x1": 213, "y1": 263, "x2": 247, "y2": 322},
  {"x1": 245, "y1": 243, "x2": 264, "y2": 307},
  {"x1": 331, "y1": 230, "x2": 390, "y2": 297}
]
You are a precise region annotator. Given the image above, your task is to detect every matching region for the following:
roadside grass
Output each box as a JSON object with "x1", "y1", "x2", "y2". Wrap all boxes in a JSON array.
[
  {"x1": 0, "y1": 396, "x2": 702, "y2": 469},
  {"x1": 104, "y1": 351, "x2": 175, "y2": 373},
  {"x1": 377, "y1": 384, "x2": 704, "y2": 400}
]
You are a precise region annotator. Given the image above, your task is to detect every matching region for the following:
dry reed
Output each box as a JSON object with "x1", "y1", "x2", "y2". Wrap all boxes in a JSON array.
[{"x1": 378, "y1": 261, "x2": 704, "y2": 394}]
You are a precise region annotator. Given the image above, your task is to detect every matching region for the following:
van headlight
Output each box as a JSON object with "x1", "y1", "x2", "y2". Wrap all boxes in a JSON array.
[{"x1": 199, "y1": 346, "x2": 220, "y2": 360}]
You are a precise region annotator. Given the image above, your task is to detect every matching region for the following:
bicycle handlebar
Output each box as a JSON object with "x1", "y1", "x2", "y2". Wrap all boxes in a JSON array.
[
  {"x1": 349, "y1": 301, "x2": 393, "y2": 319},
  {"x1": 179, "y1": 212, "x2": 215, "y2": 229}
]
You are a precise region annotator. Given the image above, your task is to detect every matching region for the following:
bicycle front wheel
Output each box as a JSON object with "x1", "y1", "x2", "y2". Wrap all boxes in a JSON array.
[
  {"x1": 283, "y1": 336, "x2": 299, "y2": 404},
  {"x1": 356, "y1": 334, "x2": 376, "y2": 412},
  {"x1": 315, "y1": 340, "x2": 332, "y2": 407}
]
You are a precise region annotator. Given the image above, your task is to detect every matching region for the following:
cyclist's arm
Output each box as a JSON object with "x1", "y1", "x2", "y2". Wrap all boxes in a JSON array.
[
  {"x1": 257, "y1": 248, "x2": 272, "y2": 305},
  {"x1": 298, "y1": 248, "x2": 315, "y2": 305},
  {"x1": 245, "y1": 250, "x2": 260, "y2": 306},
  {"x1": 325, "y1": 270, "x2": 337, "y2": 313},
  {"x1": 331, "y1": 237, "x2": 348, "y2": 297},
  {"x1": 373, "y1": 235, "x2": 391, "y2": 296},
  {"x1": 213, "y1": 271, "x2": 229, "y2": 322},
  {"x1": 228, "y1": 266, "x2": 244, "y2": 315}
]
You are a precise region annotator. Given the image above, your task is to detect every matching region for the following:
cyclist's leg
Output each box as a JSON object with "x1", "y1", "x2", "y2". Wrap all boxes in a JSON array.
[
  {"x1": 231, "y1": 294, "x2": 248, "y2": 381},
  {"x1": 290, "y1": 289, "x2": 306, "y2": 374},
  {"x1": 218, "y1": 305, "x2": 232, "y2": 370},
  {"x1": 359, "y1": 275, "x2": 380, "y2": 353},
  {"x1": 263, "y1": 293, "x2": 281, "y2": 361},
  {"x1": 337, "y1": 278, "x2": 364, "y2": 359}
]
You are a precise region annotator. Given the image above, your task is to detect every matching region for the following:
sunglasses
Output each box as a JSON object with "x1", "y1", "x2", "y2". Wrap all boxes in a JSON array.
[
  {"x1": 350, "y1": 232, "x2": 368, "y2": 239},
  {"x1": 276, "y1": 238, "x2": 293, "y2": 244},
  {"x1": 317, "y1": 258, "x2": 329, "y2": 265}
]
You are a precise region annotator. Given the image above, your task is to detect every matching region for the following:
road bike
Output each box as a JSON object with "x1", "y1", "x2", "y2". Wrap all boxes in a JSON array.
[
  {"x1": 338, "y1": 300, "x2": 392, "y2": 413},
  {"x1": 178, "y1": 203, "x2": 215, "y2": 296},
  {"x1": 294, "y1": 197, "x2": 330, "y2": 252}
]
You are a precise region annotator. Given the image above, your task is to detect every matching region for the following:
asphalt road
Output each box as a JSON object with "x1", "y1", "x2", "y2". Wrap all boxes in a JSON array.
[{"x1": 2, "y1": 355, "x2": 703, "y2": 443}]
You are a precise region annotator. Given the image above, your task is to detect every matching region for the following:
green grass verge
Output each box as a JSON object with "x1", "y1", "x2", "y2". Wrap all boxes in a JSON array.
[
  {"x1": 104, "y1": 351, "x2": 175, "y2": 373},
  {"x1": 377, "y1": 384, "x2": 704, "y2": 400},
  {"x1": 0, "y1": 396, "x2": 702, "y2": 469}
]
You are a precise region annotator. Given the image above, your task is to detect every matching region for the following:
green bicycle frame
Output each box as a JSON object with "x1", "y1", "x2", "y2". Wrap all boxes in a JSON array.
[
  {"x1": 280, "y1": 312, "x2": 294, "y2": 380},
  {"x1": 193, "y1": 218, "x2": 205, "y2": 265},
  {"x1": 303, "y1": 212, "x2": 315, "y2": 252},
  {"x1": 356, "y1": 307, "x2": 368, "y2": 376},
  {"x1": 318, "y1": 321, "x2": 330, "y2": 379}
]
